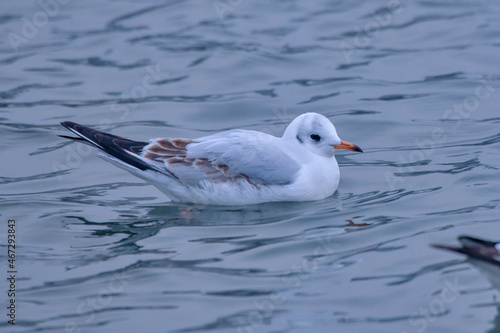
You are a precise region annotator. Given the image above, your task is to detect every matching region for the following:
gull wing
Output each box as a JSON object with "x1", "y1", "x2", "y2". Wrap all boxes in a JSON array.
[{"x1": 143, "y1": 130, "x2": 301, "y2": 186}]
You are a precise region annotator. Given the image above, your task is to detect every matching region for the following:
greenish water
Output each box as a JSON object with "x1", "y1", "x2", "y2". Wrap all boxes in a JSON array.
[{"x1": 1, "y1": 1, "x2": 500, "y2": 332}]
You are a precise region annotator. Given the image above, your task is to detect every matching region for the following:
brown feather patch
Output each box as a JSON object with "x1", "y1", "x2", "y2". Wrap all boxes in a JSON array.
[
  {"x1": 144, "y1": 140, "x2": 256, "y2": 185},
  {"x1": 171, "y1": 138, "x2": 192, "y2": 150},
  {"x1": 166, "y1": 157, "x2": 192, "y2": 166},
  {"x1": 143, "y1": 152, "x2": 157, "y2": 161},
  {"x1": 215, "y1": 164, "x2": 230, "y2": 176},
  {"x1": 147, "y1": 144, "x2": 179, "y2": 155},
  {"x1": 156, "y1": 138, "x2": 192, "y2": 150}
]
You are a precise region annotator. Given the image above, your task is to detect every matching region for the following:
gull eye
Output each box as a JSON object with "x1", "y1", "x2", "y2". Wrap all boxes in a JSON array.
[{"x1": 310, "y1": 134, "x2": 321, "y2": 142}]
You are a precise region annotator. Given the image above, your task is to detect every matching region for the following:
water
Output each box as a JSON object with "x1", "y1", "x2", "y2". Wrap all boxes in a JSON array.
[{"x1": 1, "y1": 0, "x2": 500, "y2": 332}]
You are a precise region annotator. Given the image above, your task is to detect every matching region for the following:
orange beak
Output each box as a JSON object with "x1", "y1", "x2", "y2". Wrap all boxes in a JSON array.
[{"x1": 332, "y1": 140, "x2": 363, "y2": 153}]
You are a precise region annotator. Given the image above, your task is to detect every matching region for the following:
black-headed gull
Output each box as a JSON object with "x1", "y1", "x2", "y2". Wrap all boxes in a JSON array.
[
  {"x1": 60, "y1": 112, "x2": 362, "y2": 205},
  {"x1": 432, "y1": 236, "x2": 500, "y2": 290}
]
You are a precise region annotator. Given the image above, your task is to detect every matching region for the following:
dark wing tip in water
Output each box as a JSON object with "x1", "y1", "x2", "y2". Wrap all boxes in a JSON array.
[
  {"x1": 431, "y1": 235, "x2": 500, "y2": 266},
  {"x1": 59, "y1": 121, "x2": 152, "y2": 171},
  {"x1": 458, "y1": 235, "x2": 498, "y2": 248},
  {"x1": 429, "y1": 243, "x2": 462, "y2": 252}
]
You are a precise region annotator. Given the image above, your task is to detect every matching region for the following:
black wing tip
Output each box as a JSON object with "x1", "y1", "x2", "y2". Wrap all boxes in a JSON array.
[
  {"x1": 59, "y1": 121, "x2": 98, "y2": 144},
  {"x1": 61, "y1": 121, "x2": 96, "y2": 136},
  {"x1": 457, "y1": 235, "x2": 497, "y2": 247},
  {"x1": 431, "y1": 235, "x2": 500, "y2": 265},
  {"x1": 60, "y1": 121, "x2": 78, "y2": 129},
  {"x1": 429, "y1": 243, "x2": 461, "y2": 252},
  {"x1": 430, "y1": 235, "x2": 497, "y2": 251},
  {"x1": 59, "y1": 120, "x2": 154, "y2": 172},
  {"x1": 58, "y1": 134, "x2": 85, "y2": 141}
]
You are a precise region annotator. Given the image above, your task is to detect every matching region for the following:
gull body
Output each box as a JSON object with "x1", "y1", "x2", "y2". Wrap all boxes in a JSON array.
[{"x1": 60, "y1": 113, "x2": 362, "y2": 205}]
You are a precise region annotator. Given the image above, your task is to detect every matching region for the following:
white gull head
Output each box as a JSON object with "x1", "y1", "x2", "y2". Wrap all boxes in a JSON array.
[{"x1": 282, "y1": 112, "x2": 362, "y2": 157}]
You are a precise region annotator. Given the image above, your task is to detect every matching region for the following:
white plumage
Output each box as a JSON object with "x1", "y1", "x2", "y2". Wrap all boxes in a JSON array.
[{"x1": 60, "y1": 112, "x2": 362, "y2": 205}]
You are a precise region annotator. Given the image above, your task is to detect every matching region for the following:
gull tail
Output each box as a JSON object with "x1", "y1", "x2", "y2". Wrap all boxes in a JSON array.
[{"x1": 60, "y1": 121, "x2": 153, "y2": 172}]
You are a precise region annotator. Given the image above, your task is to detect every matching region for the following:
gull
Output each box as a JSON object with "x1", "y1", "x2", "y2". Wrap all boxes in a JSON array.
[
  {"x1": 60, "y1": 112, "x2": 362, "y2": 205},
  {"x1": 431, "y1": 236, "x2": 500, "y2": 290}
]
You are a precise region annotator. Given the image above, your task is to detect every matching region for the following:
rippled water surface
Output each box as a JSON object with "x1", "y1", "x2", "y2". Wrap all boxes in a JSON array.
[{"x1": 2, "y1": 1, "x2": 500, "y2": 332}]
